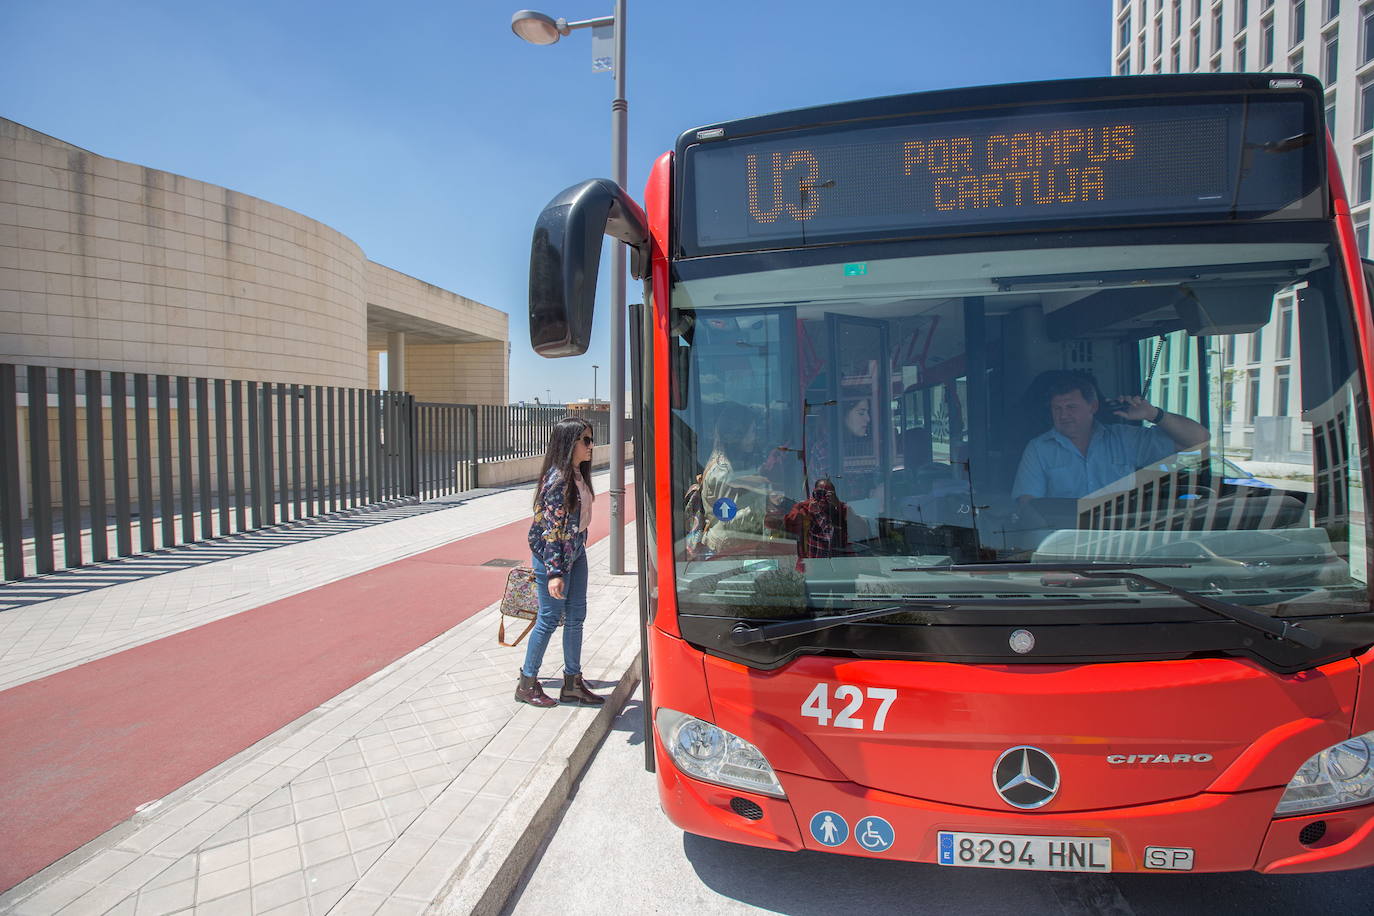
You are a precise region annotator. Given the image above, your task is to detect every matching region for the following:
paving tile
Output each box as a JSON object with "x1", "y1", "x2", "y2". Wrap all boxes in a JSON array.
[
  {"x1": 301, "y1": 832, "x2": 352, "y2": 868},
  {"x1": 141, "y1": 855, "x2": 195, "y2": 891},
  {"x1": 103, "y1": 853, "x2": 180, "y2": 893},
  {"x1": 5, "y1": 879, "x2": 95, "y2": 916},
  {"x1": 197, "y1": 838, "x2": 248, "y2": 874},
  {"x1": 131, "y1": 877, "x2": 195, "y2": 915},
  {"x1": 325, "y1": 889, "x2": 385, "y2": 916},
  {"x1": 250, "y1": 870, "x2": 308, "y2": 913},
  {"x1": 340, "y1": 800, "x2": 387, "y2": 830},
  {"x1": 195, "y1": 862, "x2": 251, "y2": 905},
  {"x1": 194, "y1": 888, "x2": 252, "y2": 916},
  {"x1": 55, "y1": 884, "x2": 133, "y2": 916},
  {"x1": 250, "y1": 846, "x2": 303, "y2": 885},
  {"x1": 302, "y1": 853, "x2": 359, "y2": 896}
]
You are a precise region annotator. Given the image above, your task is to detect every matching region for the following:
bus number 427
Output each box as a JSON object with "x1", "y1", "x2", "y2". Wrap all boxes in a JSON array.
[{"x1": 801, "y1": 684, "x2": 898, "y2": 731}]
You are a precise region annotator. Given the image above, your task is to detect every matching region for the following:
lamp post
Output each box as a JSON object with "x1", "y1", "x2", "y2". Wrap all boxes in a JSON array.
[
  {"x1": 592, "y1": 364, "x2": 600, "y2": 402},
  {"x1": 512, "y1": 2, "x2": 629, "y2": 575}
]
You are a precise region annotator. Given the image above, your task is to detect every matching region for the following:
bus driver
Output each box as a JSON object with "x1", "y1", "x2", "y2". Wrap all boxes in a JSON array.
[{"x1": 1012, "y1": 375, "x2": 1209, "y2": 505}]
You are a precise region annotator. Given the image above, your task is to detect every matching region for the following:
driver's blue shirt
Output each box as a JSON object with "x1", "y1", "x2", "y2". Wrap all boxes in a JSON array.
[{"x1": 1013, "y1": 421, "x2": 1178, "y2": 500}]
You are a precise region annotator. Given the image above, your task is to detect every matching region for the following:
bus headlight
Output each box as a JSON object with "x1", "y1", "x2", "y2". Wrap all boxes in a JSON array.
[
  {"x1": 656, "y1": 708, "x2": 786, "y2": 798},
  {"x1": 1275, "y1": 731, "x2": 1374, "y2": 816}
]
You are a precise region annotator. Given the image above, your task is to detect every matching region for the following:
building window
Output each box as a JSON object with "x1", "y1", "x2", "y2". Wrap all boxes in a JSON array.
[
  {"x1": 1172, "y1": 43, "x2": 1182, "y2": 70},
  {"x1": 1274, "y1": 366, "x2": 1291, "y2": 415},
  {"x1": 1359, "y1": 150, "x2": 1373, "y2": 201},
  {"x1": 1326, "y1": 0, "x2": 1341, "y2": 23},
  {"x1": 1263, "y1": 20, "x2": 1276, "y2": 64},
  {"x1": 1156, "y1": 14, "x2": 1165, "y2": 49},
  {"x1": 1174, "y1": 1, "x2": 1183, "y2": 35},
  {"x1": 1194, "y1": 0, "x2": 1203, "y2": 19},
  {"x1": 1279, "y1": 299, "x2": 1295, "y2": 358},
  {"x1": 1120, "y1": 13, "x2": 1133, "y2": 48},
  {"x1": 1325, "y1": 35, "x2": 1340, "y2": 82},
  {"x1": 1180, "y1": 376, "x2": 1191, "y2": 416},
  {"x1": 1250, "y1": 328, "x2": 1264, "y2": 363},
  {"x1": 1362, "y1": 80, "x2": 1374, "y2": 133},
  {"x1": 1363, "y1": 3, "x2": 1374, "y2": 63},
  {"x1": 1224, "y1": 334, "x2": 1237, "y2": 365},
  {"x1": 1192, "y1": 26, "x2": 1203, "y2": 66},
  {"x1": 1238, "y1": 0, "x2": 1250, "y2": 30},
  {"x1": 1264, "y1": 0, "x2": 1275, "y2": 9},
  {"x1": 1214, "y1": 7, "x2": 1224, "y2": 50},
  {"x1": 1237, "y1": 40, "x2": 1249, "y2": 69},
  {"x1": 1358, "y1": 216, "x2": 1372, "y2": 255},
  {"x1": 1139, "y1": 35, "x2": 1148, "y2": 62},
  {"x1": 1247, "y1": 371, "x2": 1262, "y2": 423},
  {"x1": 1327, "y1": 96, "x2": 1337, "y2": 135},
  {"x1": 1293, "y1": 0, "x2": 1307, "y2": 44},
  {"x1": 1290, "y1": 49, "x2": 1304, "y2": 72},
  {"x1": 1119, "y1": 52, "x2": 1132, "y2": 75}
]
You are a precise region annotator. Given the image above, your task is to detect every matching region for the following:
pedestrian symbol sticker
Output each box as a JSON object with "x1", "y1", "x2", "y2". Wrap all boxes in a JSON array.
[
  {"x1": 854, "y1": 815, "x2": 895, "y2": 852},
  {"x1": 712, "y1": 497, "x2": 738, "y2": 521},
  {"x1": 809, "y1": 811, "x2": 848, "y2": 847}
]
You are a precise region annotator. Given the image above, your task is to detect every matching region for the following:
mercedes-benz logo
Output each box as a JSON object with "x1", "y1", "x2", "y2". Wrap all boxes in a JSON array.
[
  {"x1": 1008, "y1": 629, "x2": 1035, "y2": 654},
  {"x1": 993, "y1": 746, "x2": 1060, "y2": 809}
]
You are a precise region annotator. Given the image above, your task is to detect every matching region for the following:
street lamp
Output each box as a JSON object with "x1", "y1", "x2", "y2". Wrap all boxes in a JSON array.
[
  {"x1": 592, "y1": 364, "x2": 600, "y2": 402},
  {"x1": 512, "y1": 2, "x2": 629, "y2": 575}
]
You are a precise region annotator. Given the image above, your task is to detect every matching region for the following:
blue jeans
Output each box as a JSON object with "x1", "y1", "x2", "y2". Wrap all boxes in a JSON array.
[{"x1": 521, "y1": 551, "x2": 588, "y2": 678}]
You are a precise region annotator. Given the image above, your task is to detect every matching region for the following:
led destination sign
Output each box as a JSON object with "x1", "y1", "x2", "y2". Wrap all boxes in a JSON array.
[{"x1": 684, "y1": 96, "x2": 1319, "y2": 254}]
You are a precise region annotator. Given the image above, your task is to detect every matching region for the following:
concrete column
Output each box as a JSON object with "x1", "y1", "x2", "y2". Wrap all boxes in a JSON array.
[{"x1": 386, "y1": 331, "x2": 406, "y2": 392}]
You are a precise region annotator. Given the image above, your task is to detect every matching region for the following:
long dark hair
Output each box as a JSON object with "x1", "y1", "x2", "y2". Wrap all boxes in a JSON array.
[
  {"x1": 712, "y1": 402, "x2": 756, "y2": 464},
  {"x1": 533, "y1": 416, "x2": 594, "y2": 513}
]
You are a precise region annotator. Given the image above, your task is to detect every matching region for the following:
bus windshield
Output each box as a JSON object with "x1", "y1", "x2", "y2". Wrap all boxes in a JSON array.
[{"x1": 669, "y1": 226, "x2": 1370, "y2": 637}]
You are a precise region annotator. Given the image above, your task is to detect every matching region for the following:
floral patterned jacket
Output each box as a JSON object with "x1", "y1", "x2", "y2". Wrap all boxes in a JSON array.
[{"x1": 527, "y1": 468, "x2": 588, "y2": 579}]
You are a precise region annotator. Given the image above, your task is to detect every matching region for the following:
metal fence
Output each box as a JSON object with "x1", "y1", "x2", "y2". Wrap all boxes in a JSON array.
[
  {"x1": 474, "y1": 404, "x2": 610, "y2": 462},
  {"x1": 0, "y1": 364, "x2": 605, "y2": 583}
]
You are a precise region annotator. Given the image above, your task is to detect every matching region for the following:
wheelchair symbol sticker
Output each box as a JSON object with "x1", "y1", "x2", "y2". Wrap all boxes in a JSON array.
[
  {"x1": 712, "y1": 497, "x2": 738, "y2": 521},
  {"x1": 854, "y1": 816, "x2": 895, "y2": 852},
  {"x1": 809, "y1": 811, "x2": 848, "y2": 847}
]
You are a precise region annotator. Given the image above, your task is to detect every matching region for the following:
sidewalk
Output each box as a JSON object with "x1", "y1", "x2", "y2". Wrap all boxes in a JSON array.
[{"x1": 0, "y1": 474, "x2": 642, "y2": 916}]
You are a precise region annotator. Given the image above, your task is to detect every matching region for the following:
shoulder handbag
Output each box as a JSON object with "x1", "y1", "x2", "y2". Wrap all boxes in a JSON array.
[{"x1": 498, "y1": 565, "x2": 540, "y2": 647}]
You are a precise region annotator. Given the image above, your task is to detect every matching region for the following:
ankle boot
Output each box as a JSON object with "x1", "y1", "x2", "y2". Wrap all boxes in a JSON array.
[
  {"x1": 515, "y1": 673, "x2": 557, "y2": 708},
  {"x1": 560, "y1": 674, "x2": 605, "y2": 706}
]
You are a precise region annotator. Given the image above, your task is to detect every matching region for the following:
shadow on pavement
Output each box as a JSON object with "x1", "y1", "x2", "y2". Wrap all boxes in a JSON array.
[
  {"x1": 610, "y1": 698, "x2": 647, "y2": 747},
  {"x1": 0, "y1": 493, "x2": 499, "y2": 612}
]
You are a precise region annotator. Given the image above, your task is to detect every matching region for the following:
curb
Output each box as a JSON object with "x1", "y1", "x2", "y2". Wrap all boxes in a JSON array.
[{"x1": 433, "y1": 642, "x2": 643, "y2": 916}]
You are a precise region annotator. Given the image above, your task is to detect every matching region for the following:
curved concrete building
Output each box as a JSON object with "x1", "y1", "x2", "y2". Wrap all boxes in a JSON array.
[{"x1": 0, "y1": 117, "x2": 508, "y2": 403}]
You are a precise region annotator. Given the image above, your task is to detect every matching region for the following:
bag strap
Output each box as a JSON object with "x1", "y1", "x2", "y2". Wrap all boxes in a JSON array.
[{"x1": 498, "y1": 615, "x2": 536, "y2": 647}]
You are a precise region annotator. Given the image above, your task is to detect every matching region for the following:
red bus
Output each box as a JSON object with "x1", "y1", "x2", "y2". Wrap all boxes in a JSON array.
[{"x1": 527, "y1": 74, "x2": 1374, "y2": 874}]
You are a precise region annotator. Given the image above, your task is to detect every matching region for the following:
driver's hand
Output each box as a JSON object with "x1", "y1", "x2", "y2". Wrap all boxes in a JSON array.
[{"x1": 1112, "y1": 395, "x2": 1157, "y2": 422}]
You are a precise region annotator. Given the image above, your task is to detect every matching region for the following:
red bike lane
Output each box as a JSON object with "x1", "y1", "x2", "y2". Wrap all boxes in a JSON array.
[{"x1": 0, "y1": 489, "x2": 636, "y2": 892}]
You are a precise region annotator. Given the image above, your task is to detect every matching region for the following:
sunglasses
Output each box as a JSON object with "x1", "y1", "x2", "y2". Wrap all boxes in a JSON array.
[{"x1": 580, "y1": 435, "x2": 594, "y2": 446}]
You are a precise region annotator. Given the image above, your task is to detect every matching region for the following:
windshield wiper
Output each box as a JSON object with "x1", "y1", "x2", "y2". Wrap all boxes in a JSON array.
[
  {"x1": 930, "y1": 562, "x2": 1320, "y2": 649},
  {"x1": 892, "y1": 561, "x2": 1191, "y2": 573},
  {"x1": 729, "y1": 596, "x2": 1142, "y2": 646}
]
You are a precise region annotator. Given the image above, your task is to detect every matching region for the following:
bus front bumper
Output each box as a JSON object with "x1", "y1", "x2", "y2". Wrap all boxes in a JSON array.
[{"x1": 654, "y1": 741, "x2": 1374, "y2": 874}]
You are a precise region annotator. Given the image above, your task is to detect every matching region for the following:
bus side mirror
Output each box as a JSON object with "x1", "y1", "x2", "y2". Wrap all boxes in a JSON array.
[{"x1": 529, "y1": 178, "x2": 650, "y2": 358}]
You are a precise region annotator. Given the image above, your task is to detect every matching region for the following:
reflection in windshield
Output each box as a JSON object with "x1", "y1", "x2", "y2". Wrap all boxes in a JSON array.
[{"x1": 670, "y1": 235, "x2": 1368, "y2": 623}]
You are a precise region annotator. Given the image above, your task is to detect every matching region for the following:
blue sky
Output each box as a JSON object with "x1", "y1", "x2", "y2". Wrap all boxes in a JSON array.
[{"x1": 2, "y1": 0, "x2": 1113, "y2": 404}]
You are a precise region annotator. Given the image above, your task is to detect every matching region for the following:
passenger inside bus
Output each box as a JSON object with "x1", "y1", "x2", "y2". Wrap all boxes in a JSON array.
[{"x1": 696, "y1": 401, "x2": 772, "y2": 556}]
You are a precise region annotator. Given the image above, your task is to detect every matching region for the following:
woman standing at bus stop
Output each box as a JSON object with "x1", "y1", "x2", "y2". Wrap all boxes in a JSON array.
[{"x1": 516, "y1": 417, "x2": 606, "y2": 708}]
